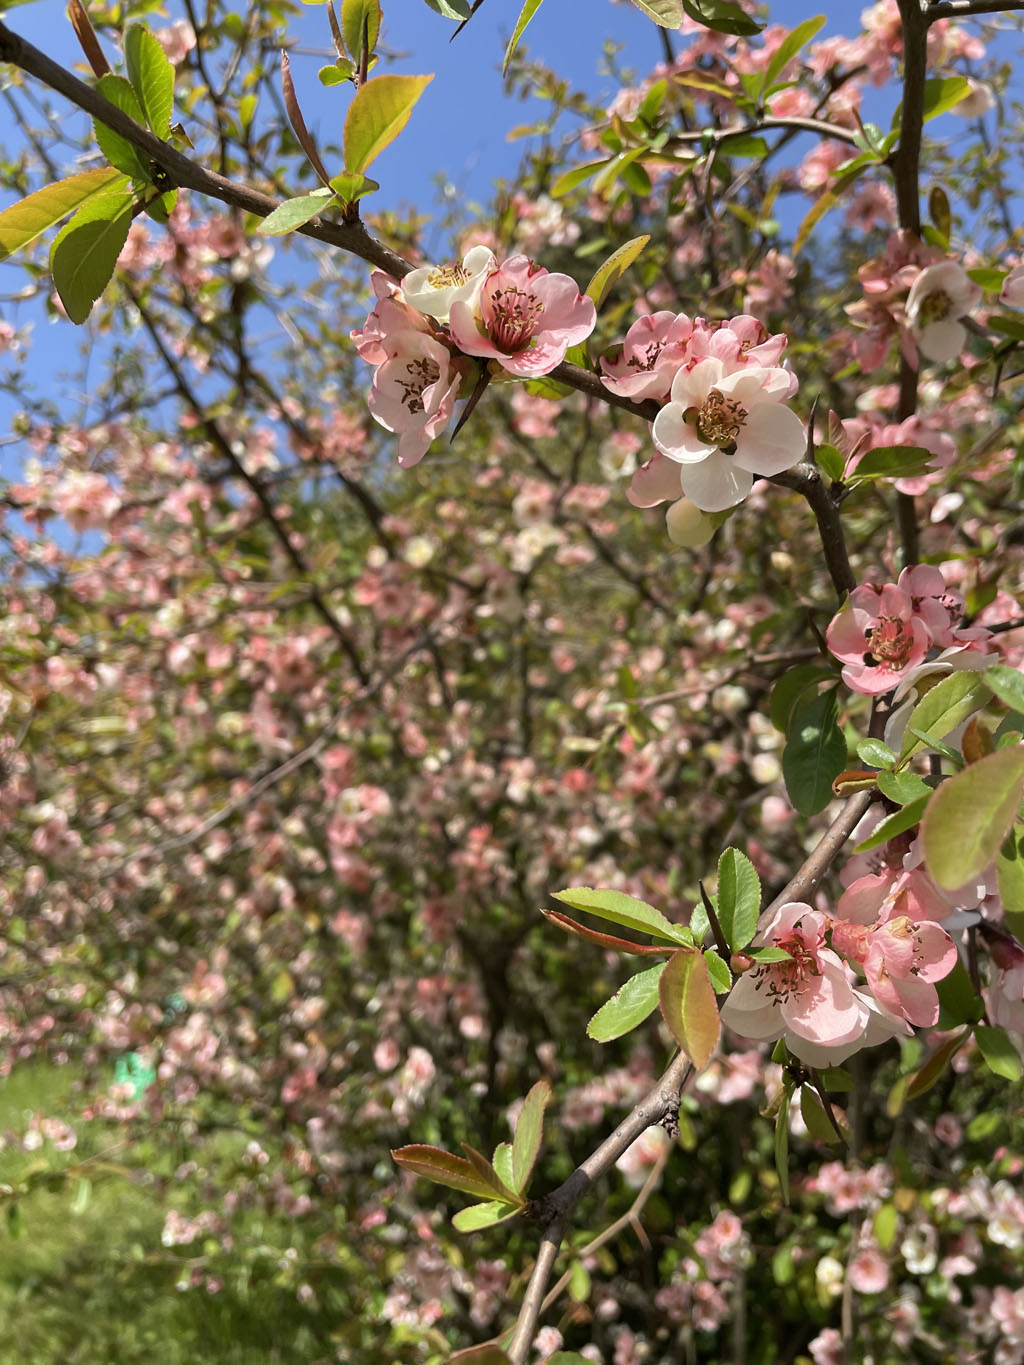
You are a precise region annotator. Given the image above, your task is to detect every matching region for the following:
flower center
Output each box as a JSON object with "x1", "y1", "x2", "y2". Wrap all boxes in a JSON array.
[
  {"x1": 628, "y1": 341, "x2": 663, "y2": 372},
  {"x1": 395, "y1": 357, "x2": 441, "y2": 414},
  {"x1": 427, "y1": 262, "x2": 469, "y2": 289},
  {"x1": 919, "y1": 289, "x2": 952, "y2": 324},
  {"x1": 863, "y1": 617, "x2": 913, "y2": 668},
  {"x1": 694, "y1": 388, "x2": 747, "y2": 451},
  {"x1": 754, "y1": 936, "x2": 818, "y2": 1003},
  {"x1": 489, "y1": 286, "x2": 544, "y2": 353}
]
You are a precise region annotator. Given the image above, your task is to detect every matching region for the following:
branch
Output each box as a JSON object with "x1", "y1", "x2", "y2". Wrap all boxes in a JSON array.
[
  {"x1": 666, "y1": 115, "x2": 863, "y2": 151},
  {"x1": 764, "y1": 788, "x2": 877, "y2": 916},
  {"x1": 506, "y1": 1050, "x2": 693, "y2": 1363},
  {"x1": 769, "y1": 464, "x2": 856, "y2": 599},
  {"x1": 926, "y1": 0, "x2": 1024, "y2": 16}
]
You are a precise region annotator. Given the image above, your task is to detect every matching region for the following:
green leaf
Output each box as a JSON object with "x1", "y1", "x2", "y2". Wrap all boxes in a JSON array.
[
  {"x1": 584, "y1": 234, "x2": 649, "y2": 309},
  {"x1": 774, "y1": 1084, "x2": 792, "y2": 1203},
  {"x1": 50, "y1": 193, "x2": 134, "y2": 324},
  {"x1": 628, "y1": 0, "x2": 684, "y2": 25},
  {"x1": 997, "y1": 824, "x2": 1024, "y2": 913},
  {"x1": 968, "y1": 267, "x2": 1007, "y2": 292},
  {"x1": 658, "y1": 948, "x2": 720, "y2": 1069},
  {"x1": 716, "y1": 847, "x2": 761, "y2": 951},
  {"x1": 770, "y1": 665, "x2": 836, "y2": 734},
  {"x1": 746, "y1": 945, "x2": 793, "y2": 963},
  {"x1": 904, "y1": 1029, "x2": 970, "y2": 1103},
  {"x1": 849, "y1": 445, "x2": 936, "y2": 483},
  {"x1": 877, "y1": 769, "x2": 931, "y2": 805},
  {"x1": 873, "y1": 1203, "x2": 898, "y2": 1251},
  {"x1": 124, "y1": 24, "x2": 175, "y2": 138},
  {"x1": 491, "y1": 1141, "x2": 515, "y2": 1192},
  {"x1": 510, "y1": 1078, "x2": 551, "y2": 1195},
  {"x1": 446, "y1": 1347, "x2": 512, "y2": 1365},
  {"x1": 782, "y1": 687, "x2": 847, "y2": 816},
  {"x1": 391, "y1": 1145, "x2": 507, "y2": 1200},
  {"x1": 258, "y1": 188, "x2": 336, "y2": 235},
  {"x1": 588, "y1": 962, "x2": 665, "y2": 1042},
  {"x1": 815, "y1": 442, "x2": 845, "y2": 482},
  {"x1": 319, "y1": 61, "x2": 356, "y2": 85},
  {"x1": 344, "y1": 73, "x2": 434, "y2": 174},
  {"x1": 800, "y1": 1086, "x2": 843, "y2": 1144},
  {"x1": 974, "y1": 1025, "x2": 1023, "y2": 1081},
  {"x1": 899, "y1": 671, "x2": 991, "y2": 761},
  {"x1": 503, "y1": 0, "x2": 545, "y2": 75},
  {"x1": 422, "y1": 0, "x2": 473, "y2": 17},
  {"x1": 703, "y1": 948, "x2": 731, "y2": 994},
  {"x1": 341, "y1": 0, "x2": 381, "y2": 61},
  {"x1": 552, "y1": 887, "x2": 687, "y2": 945},
  {"x1": 680, "y1": 0, "x2": 761, "y2": 35},
  {"x1": 921, "y1": 745, "x2": 1024, "y2": 889},
  {"x1": 328, "y1": 172, "x2": 379, "y2": 205},
  {"x1": 853, "y1": 793, "x2": 930, "y2": 853},
  {"x1": 794, "y1": 166, "x2": 865, "y2": 256},
  {"x1": 857, "y1": 738, "x2": 896, "y2": 768},
  {"x1": 922, "y1": 74, "x2": 972, "y2": 123},
  {"x1": 760, "y1": 15, "x2": 825, "y2": 94},
  {"x1": 0, "y1": 168, "x2": 127, "y2": 261},
  {"x1": 551, "y1": 160, "x2": 609, "y2": 198},
  {"x1": 452, "y1": 1200, "x2": 520, "y2": 1233},
  {"x1": 93, "y1": 75, "x2": 153, "y2": 181},
  {"x1": 986, "y1": 665, "x2": 1024, "y2": 715}
]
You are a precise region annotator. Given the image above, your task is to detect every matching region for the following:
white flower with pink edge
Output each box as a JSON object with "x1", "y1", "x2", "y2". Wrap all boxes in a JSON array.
[
  {"x1": 906, "y1": 260, "x2": 981, "y2": 364},
  {"x1": 401, "y1": 245, "x2": 496, "y2": 325},
  {"x1": 448, "y1": 254, "x2": 596, "y2": 379},
  {"x1": 649, "y1": 356, "x2": 805, "y2": 512}
]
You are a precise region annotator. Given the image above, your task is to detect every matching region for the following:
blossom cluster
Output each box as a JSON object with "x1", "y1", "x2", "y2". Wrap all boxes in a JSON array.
[
  {"x1": 721, "y1": 890, "x2": 957, "y2": 1066},
  {"x1": 602, "y1": 310, "x2": 805, "y2": 517},
  {"x1": 826, "y1": 563, "x2": 992, "y2": 696},
  {"x1": 352, "y1": 247, "x2": 596, "y2": 466}
]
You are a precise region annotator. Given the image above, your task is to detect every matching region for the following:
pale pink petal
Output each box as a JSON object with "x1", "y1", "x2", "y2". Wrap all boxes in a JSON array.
[
  {"x1": 652, "y1": 404, "x2": 712, "y2": 464},
  {"x1": 679, "y1": 452, "x2": 753, "y2": 512},
  {"x1": 626, "y1": 453, "x2": 684, "y2": 507},
  {"x1": 732, "y1": 404, "x2": 805, "y2": 476}
]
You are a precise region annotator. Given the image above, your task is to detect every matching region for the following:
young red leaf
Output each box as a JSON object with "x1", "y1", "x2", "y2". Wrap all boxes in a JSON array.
[{"x1": 391, "y1": 1145, "x2": 504, "y2": 1200}]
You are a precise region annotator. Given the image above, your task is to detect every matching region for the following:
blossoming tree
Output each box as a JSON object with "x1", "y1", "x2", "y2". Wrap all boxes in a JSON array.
[{"x1": 1, "y1": 0, "x2": 1024, "y2": 1361}]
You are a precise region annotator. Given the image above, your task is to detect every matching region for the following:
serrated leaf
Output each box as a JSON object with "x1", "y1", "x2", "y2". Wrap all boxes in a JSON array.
[
  {"x1": 877, "y1": 769, "x2": 931, "y2": 805},
  {"x1": 510, "y1": 1078, "x2": 551, "y2": 1194},
  {"x1": 503, "y1": 0, "x2": 545, "y2": 75},
  {"x1": 800, "y1": 1086, "x2": 845, "y2": 1143},
  {"x1": 704, "y1": 948, "x2": 731, "y2": 994},
  {"x1": 491, "y1": 1141, "x2": 515, "y2": 1192},
  {"x1": 716, "y1": 847, "x2": 761, "y2": 951},
  {"x1": 0, "y1": 168, "x2": 127, "y2": 261},
  {"x1": 922, "y1": 74, "x2": 972, "y2": 123},
  {"x1": 853, "y1": 793, "x2": 930, "y2": 853},
  {"x1": 258, "y1": 189, "x2": 336, "y2": 235},
  {"x1": 850, "y1": 445, "x2": 936, "y2": 482},
  {"x1": 93, "y1": 74, "x2": 153, "y2": 180},
  {"x1": 921, "y1": 745, "x2": 1024, "y2": 889},
  {"x1": 628, "y1": 0, "x2": 684, "y2": 25},
  {"x1": 681, "y1": 0, "x2": 761, "y2": 35},
  {"x1": 857, "y1": 738, "x2": 896, "y2": 768},
  {"x1": 770, "y1": 664, "x2": 835, "y2": 734},
  {"x1": 461, "y1": 1143, "x2": 518, "y2": 1203},
  {"x1": 774, "y1": 1084, "x2": 792, "y2": 1203},
  {"x1": 344, "y1": 73, "x2": 433, "y2": 174},
  {"x1": 452, "y1": 1200, "x2": 521, "y2": 1233},
  {"x1": 815, "y1": 442, "x2": 845, "y2": 482},
  {"x1": 899, "y1": 671, "x2": 991, "y2": 761},
  {"x1": 551, "y1": 887, "x2": 686, "y2": 944},
  {"x1": 659, "y1": 948, "x2": 720, "y2": 1069},
  {"x1": 760, "y1": 15, "x2": 825, "y2": 93},
  {"x1": 975, "y1": 1024, "x2": 1023, "y2": 1081},
  {"x1": 391, "y1": 1145, "x2": 505, "y2": 1200},
  {"x1": 124, "y1": 24, "x2": 174, "y2": 138},
  {"x1": 782, "y1": 687, "x2": 847, "y2": 816},
  {"x1": 551, "y1": 160, "x2": 609, "y2": 198},
  {"x1": 341, "y1": 0, "x2": 381, "y2": 61},
  {"x1": 986, "y1": 666, "x2": 1024, "y2": 714},
  {"x1": 587, "y1": 962, "x2": 665, "y2": 1042},
  {"x1": 904, "y1": 1029, "x2": 970, "y2": 1102},
  {"x1": 585, "y1": 234, "x2": 649, "y2": 309},
  {"x1": 50, "y1": 193, "x2": 134, "y2": 324}
]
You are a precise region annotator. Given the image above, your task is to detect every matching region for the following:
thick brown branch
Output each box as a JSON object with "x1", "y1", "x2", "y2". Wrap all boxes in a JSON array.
[
  {"x1": 770, "y1": 463, "x2": 856, "y2": 599},
  {"x1": 926, "y1": 0, "x2": 1024, "y2": 16}
]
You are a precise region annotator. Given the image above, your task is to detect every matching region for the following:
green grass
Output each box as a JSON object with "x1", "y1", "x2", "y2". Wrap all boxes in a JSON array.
[{"x1": 0, "y1": 1063, "x2": 354, "y2": 1364}]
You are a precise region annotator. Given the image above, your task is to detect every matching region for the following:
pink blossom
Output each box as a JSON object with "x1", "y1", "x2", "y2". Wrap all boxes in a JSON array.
[
  {"x1": 720, "y1": 902, "x2": 869, "y2": 1056},
  {"x1": 848, "y1": 1244, "x2": 890, "y2": 1294},
  {"x1": 649, "y1": 356, "x2": 805, "y2": 512},
  {"x1": 832, "y1": 875, "x2": 958, "y2": 1027},
  {"x1": 826, "y1": 582, "x2": 930, "y2": 695},
  {"x1": 896, "y1": 564, "x2": 965, "y2": 646},
  {"x1": 448, "y1": 254, "x2": 596, "y2": 378},
  {"x1": 401, "y1": 244, "x2": 495, "y2": 325},
  {"x1": 600, "y1": 311, "x2": 693, "y2": 401},
  {"x1": 1001, "y1": 264, "x2": 1024, "y2": 308},
  {"x1": 367, "y1": 331, "x2": 463, "y2": 467},
  {"x1": 351, "y1": 270, "x2": 431, "y2": 366}
]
